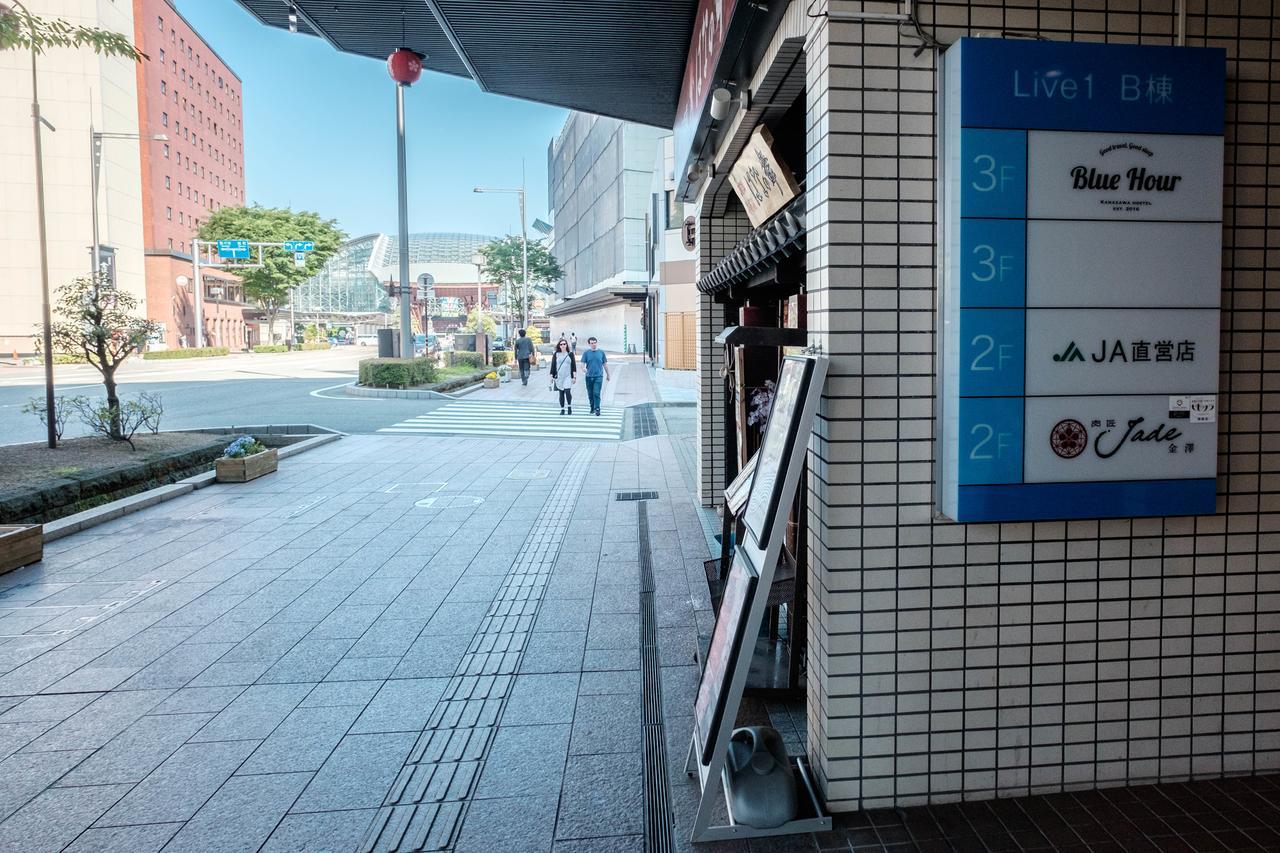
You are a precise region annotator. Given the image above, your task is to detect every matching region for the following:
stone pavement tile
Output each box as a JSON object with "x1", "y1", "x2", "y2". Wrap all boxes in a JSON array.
[
  {"x1": 299, "y1": 680, "x2": 382, "y2": 708},
  {"x1": 161, "y1": 770, "x2": 313, "y2": 853},
  {"x1": 578, "y1": 669, "x2": 639, "y2": 696},
  {"x1": 184, "y1": 609, "x2": 274, "y2": 645},
  {"x1": 24, "y1": 689, "x2": 173, "y2": 753},
  {"x1": 655, "y1": 594, "x2": 696, "y2": 628},
  {"x1": 445, "y1": 573, "x2": 506, "y2": 603},
  {"x1": 419, "y1": 601, "x2": 490, "y2": 636},
  {"x1": 43, "y1": 666, "x2": 141, "y2": 694},
  {"x1": 346, "y1": 619, "x2": 425, "y2": 658},
  {"x1": 535, "y1": 599, "x2": 592, "y2": 633},
  {"x1": 504, "y1": 673, "x2": 580, "y2": 726},
  {"x1": 62, "y1": 822, "x2": 180, "y2": 852},
  {"x1": 307, "y1": 605, "x2": 386, "y2": 639},
  {"x1": 149, "y1": 685, "x2": 246, "y2": 715},
  {"x1": 291, "y1": 731, "x2": 417, "y2": 812},
  {"x1": 260, "y1": 808, "x2": 378, "y2": 853},
  {"x1": 116, "y1": 641, "x2": 236, "y2": 690},
  {"x1": 326, "y1": 655, "x2": 400, "y2": 681},
  {"x1": 555, "y1": 752, "x2": 643, "y2": 840},
  {"x1": 586, "y1": 613, "x2": 640, "y2": 651},
  {"x1": 218, "y1": 621, "x2": 312, "y2": 663},
  {"x1": 475, "y1": 724, "x2": 571, "y2": 799},
  {"x1": 591, "y1": 585, "x2": 639, "y2": 614},
  {"x1": 0, "y1": 648, "x2": 106, "y2": 696},
  {"x1": 392, "y1": 632, "x2": 472, "y2": 678},
  {"x1": 570, "y1": 693, "x2": 640, "y2": 756},
  {"x1": 153, "y1": 594, "x2": 249, "y2": 629},
  {"x1": 189, "y1": 682, "x2": 312, "y2": 742},
  {"x1": 238, "y1": 704, "x2": 361, "y2": 774},
  {"x1": 582, "y1": 648, "x2": 639, "y2": 672},
  {"x1": 342, "y1": 577, "x2": 413, "y2": 606},
  {"x1": 207, "y1": 569, "x2": 286, "y2": 597},
  {"x1": 184, "y1": 656, "x2": 276, "y2": 688},
  {"x1": 350, "y1": 677, "x2": 448, "y2": 734},
  {"x1": 95, "y1": 739, "x2": 258, "y2": 826},
  {"x1": 257, "y1": 637, "x2": 355, "y2": 683},
  {"x1": 371, "y1": 555, "x2": 429, "y2": 578},
  {"x1": 545, "y1": 571, "x2": 597, "y2": 601},
  {"x1": 553, "y1": 836, "x2": 644, "y2": 852},
  {"x1": 0, "y1": 782, "x2": 131, "y2": 853},
  {"x1": 54, "y1": 611, "x2": 165, "y2": 652},
  {"x1": 661, "y1": 665, "x2": 700, "y2": 724},
  {"x1": 86, "y1": 625, "x2": 199, "y2": 669},
  {"x1": 0, "y1": 748, "x2": 94, "y2": 822},
  {"x1": 455, "y1": 794, "x2": 559, "y2": 853},
  {"x1": 0, "y1": 692, "x2": 100, "y2": 723},
  {"x1": 658, "y1": 625, "x2": 697, "y2": 665},
  {"x1": 58, "y1": 712, "x2": 214, "y2": 786},
  {"x1": 520, "y1": 631, "x2": 587, "y2": 674},
  {"x1": 0, "y1": 720, "x2": 55, "y2": 761}
]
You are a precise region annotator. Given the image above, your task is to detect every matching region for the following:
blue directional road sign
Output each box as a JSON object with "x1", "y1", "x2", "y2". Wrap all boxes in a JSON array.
[
  {"x1": 282, "y1": 240, "x2": 315, "y2": 253},
  {"x1": 216, "y1": 239, "x2": 250, "y2": 260}
]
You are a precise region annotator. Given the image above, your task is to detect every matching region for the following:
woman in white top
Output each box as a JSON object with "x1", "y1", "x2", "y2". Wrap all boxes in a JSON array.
[{"x1": 548, "y1": 338, "x2": 577, "y2": 415}]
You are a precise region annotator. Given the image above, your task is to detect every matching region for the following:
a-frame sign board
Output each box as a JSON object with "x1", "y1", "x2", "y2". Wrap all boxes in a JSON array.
[{"x1": 686, "y1": 354, "x2": 832, "y2": 842}]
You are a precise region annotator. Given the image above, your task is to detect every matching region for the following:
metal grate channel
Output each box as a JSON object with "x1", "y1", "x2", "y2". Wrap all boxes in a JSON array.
[
  {"x1": 359, "y1": 446, "x2": 596, "y2": 852},
  {"x1": 638, "y1": 502, "x2": 675, "y2": 853},
  {"x1": 616, "y1": 491, "x2": 660, "y2": 502}
]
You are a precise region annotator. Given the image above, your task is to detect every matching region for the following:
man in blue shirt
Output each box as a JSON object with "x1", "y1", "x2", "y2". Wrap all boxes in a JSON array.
[{"x1": 580, "y1": 336, "x2": 610, "y2": 415}]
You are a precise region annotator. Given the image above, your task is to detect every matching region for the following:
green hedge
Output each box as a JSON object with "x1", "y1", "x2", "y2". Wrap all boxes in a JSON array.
[
  {"x1": 358, "y1": 356, "x2": 438, "y2": 389},
  {"x1": 252, "y1": 344, "x2": 289, "y2": 353},
  {"x1": 143, "y1": 347, "x2": 229, "y2": 360},
  {"x1": 301, "y1": 342, "x2": 330, "y2": 351},
  {"x1": 447, "y1": 351, "x2": 484, "y2": 369},
  {"x1": 491, "y1": 351, "x2": 510, "y2": 367}
]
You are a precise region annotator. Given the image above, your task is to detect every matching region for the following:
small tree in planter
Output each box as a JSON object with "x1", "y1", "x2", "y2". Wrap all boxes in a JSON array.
[{"x1": 45, "y1": 274, "x2": 159, "y2": 442}]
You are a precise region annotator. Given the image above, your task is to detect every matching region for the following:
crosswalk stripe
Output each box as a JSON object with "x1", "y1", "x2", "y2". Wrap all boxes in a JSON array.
[{"x1": 378, "y1": 400, "x2": 625, "y2": 440}]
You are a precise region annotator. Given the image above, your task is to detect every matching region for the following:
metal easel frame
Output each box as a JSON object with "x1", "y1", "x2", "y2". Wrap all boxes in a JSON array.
[{"x1": 685, "y1": 354, "x2": 832, "y2": 842}]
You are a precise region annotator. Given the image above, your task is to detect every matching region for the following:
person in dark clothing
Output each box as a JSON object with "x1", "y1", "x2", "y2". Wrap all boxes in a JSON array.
[
  {"x1": 548, "y1": 338, "x2": 576, "y2": 414},
  {"x1": 514, "y1": 328, "x2": 534, "y2": 385}
]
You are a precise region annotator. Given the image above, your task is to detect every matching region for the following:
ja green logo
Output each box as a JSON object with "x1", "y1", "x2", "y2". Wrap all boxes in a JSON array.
[{"x1": 1053, "y1": 342, "x2": 1085, "y2": 363}]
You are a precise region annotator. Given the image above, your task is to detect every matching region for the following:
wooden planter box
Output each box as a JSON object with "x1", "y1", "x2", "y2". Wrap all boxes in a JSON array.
[
  {"x1": 215, "y1": 448, "x2": 278, "y2": 483},
  {"x1": 483, "y1": 377, "x2": 500, "y2": 389},
  {"x1": 0, "y1": 525, "x2": 43, "y2": 575}
]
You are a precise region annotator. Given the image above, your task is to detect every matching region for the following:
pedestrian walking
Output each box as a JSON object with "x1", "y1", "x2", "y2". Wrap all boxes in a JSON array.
[
  {"x1": 514, "y1": 328, "x2": 534, "y2": 386},
  {"x1": 570, "y1": 332, "x2": 578, "y2": 353},
  {"x1": 549, "y1": 338, "x2": 576, "y2": 415},
  {"x1": 580, "y1": 336, "x2": 610, "y2": 415}
]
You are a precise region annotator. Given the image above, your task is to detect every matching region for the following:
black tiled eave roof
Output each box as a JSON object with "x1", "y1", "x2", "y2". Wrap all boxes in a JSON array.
[{"x1": 696, "y1": 194, "x2": 806, "y2": 297}]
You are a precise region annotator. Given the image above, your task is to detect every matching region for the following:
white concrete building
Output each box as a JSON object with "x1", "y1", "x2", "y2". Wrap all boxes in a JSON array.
[
  {"x1": 646, "y1": 134, "x2": 698, "y2": 370},
  {"x1": 0, "y1": 0, "x2": 147, "y2": 357}
]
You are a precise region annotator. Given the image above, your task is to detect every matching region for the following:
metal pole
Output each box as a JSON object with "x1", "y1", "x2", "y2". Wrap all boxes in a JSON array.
[
  {"x1": 519, "y1": 184, "x2": 529, "y2": 330},
  {"x1": 90, "y1": 126, "x2": 101, "y2": 280},
  {"x1": 192, "y1": 238, "x2": 204, "y2": 348},
  {"x1": 395, "y1": 83, "x2": 412, "y2": 358},
  {"x1": 27, "y1": 13, "x2": 56, "y2": 449}
]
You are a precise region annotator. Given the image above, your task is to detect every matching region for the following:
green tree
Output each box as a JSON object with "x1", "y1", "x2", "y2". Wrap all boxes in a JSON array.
[
  {"x1": 0, "y1": 3, "x2": 143, "y2": 59},
  {"x1": 45, "y1": 274, "x2": 159, "y2": 440},
  {"x1": 477, "y1": 236, "x2": 563, "y2": 321},
  {"x1": 463, "y1": 306, "x2": 497, "y2": 338},
  {"x1": 197, "y1": 205, "x2": 344, "y2": 343}
]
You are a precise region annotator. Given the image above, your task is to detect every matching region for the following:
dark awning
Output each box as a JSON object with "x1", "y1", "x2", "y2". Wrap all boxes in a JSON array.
[
  {"x1": 697, "y1": 193, "x2": 806, "y2": 298},
  {"x1": 231, "y1": 1, "x2": 699, "y2": 128}
]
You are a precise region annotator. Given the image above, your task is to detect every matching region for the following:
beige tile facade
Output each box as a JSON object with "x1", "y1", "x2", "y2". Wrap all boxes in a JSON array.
[{"x1": 697, "y1": 0, "x2": 1280, "y2": 812}]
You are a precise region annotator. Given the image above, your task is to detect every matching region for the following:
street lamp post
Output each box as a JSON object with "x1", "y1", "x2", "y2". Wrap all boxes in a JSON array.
[
  {"x1": 473, "y1": 180, "x2": 529, "y2": 330},
  {"x1": 90, "y1": 129, "x2": 167, "y2": 281},
  {"x1": 5, "y1": 0, "x2": 57, "y2": 448},
  {"x1": 388, "y1": 48, "x2": 424, "y2": 359}
]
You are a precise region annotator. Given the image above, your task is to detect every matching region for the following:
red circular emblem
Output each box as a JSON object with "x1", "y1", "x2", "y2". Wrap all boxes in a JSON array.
[{"x1": 1050, "y1": 419, "x2": 1088, "y2": 459}]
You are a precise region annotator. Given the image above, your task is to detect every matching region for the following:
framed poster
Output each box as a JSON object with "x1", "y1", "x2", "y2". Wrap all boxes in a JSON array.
[
  {"x1": 742, "y1": 356, "x2": 815, "y2": 548},
  {"x1": 693, "y1": 550, "x2": 759, "y2": 764}
]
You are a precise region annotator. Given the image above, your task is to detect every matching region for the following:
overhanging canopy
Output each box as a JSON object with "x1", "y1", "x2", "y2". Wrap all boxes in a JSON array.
[{"x1": 232, "y1": 0, "x2": 699, "y2": 127}]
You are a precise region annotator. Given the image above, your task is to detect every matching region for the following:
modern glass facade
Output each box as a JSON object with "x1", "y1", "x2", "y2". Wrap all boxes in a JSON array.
[{"x1": 292, "y1": 232, "x2": 495, "y2": 314}]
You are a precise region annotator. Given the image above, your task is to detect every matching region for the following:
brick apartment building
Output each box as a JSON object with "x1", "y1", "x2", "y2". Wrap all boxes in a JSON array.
[{"x1": 133, "y1": 0, "x2": 249, "y2": 350}]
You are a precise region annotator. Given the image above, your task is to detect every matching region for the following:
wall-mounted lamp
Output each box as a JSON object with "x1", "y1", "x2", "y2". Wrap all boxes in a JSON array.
[{"x1": 709, "y1": 87, "x2": 733, "y2": 121}]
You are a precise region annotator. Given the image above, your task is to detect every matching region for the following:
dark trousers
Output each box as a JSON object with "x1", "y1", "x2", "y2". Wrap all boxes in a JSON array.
[
  {"x1": 518, "y1": 358, "x2": 530, "y2": 384},
  {"x1": 558, "y1": 388, "x2": 572, "y2": 408},
  {"x1": 585, "y1": 376, "x2": 603, "y2": 412}
]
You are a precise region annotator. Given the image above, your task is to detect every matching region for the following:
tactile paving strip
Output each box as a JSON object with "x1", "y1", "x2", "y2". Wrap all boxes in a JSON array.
[{"x1": 359, "y1": 446, "x2": 596, "y2": 853}]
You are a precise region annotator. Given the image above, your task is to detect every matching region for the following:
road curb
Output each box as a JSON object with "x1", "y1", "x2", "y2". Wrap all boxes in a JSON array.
[
  {"x1": 40, "y1": 427, "x2": 344, "y2": 543},
  {"x1": 342, "y1": 384, "x2": 454, "y2": 400}
]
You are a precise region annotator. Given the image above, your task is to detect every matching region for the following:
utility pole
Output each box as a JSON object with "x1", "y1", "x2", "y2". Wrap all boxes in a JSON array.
[
  {"x1": 519, "y1": 162, "x2": 529, "y2": 331},
  {"x1": 192, "y1": 238, "x2": 205, "y2": 347},
  {"x1": 395, "y1": 83, "x2": 412, "y2": 358}
]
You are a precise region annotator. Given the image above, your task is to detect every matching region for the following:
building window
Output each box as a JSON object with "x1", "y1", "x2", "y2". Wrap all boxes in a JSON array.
[
  {"x1": 159, "y1": 48, "x2": 165, "y2": 63},
  {"x1": 157, "y1": 15, "x2": 163, "y2": 31},
  {"x1": 160, "y1": 80, "x2": 166, "y2": 95},
  {"x1": 168, "y1": 238, "x2": 173, "y2": 250},
  {"x1": 665, "y1": 190, "x2": 682, "y2": 230},
  {"x1": 163, "y1": 144, "x2": 169, "y2": 158},
  {"x1": 164, "y1": 176, "x2": 170, "y2": 189},
  {"x1": 166, "y1": 207, "x2": 172, "y2": 220},
  {"x1": 161, "y1": 112, "x2": 168, "y2": 126}
]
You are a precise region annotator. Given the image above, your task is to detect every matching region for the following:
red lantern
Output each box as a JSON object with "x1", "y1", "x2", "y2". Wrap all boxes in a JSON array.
[{"x1": 387, "y1": 48, "x2": 423, "y2": 85}]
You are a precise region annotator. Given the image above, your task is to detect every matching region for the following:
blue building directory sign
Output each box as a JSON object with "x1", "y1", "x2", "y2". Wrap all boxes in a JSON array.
[{"x1": 939, "y1": 38, "x2": 1225, "y2": 523}]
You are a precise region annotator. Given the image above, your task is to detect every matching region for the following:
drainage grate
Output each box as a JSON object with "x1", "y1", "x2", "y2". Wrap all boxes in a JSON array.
[
  {"x1": 627, "y1": 403, "x2": 660, "y2": 440},
  {"x1": 638, "y1": 502, "x2": 675, "y2": 853},
  {"x1": 616, "y1": 491, "x2": 659, "y2": 502}
]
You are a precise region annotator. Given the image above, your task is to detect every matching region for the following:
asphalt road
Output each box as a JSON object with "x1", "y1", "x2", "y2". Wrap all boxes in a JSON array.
[{"x1": 0, "y1": 349, "x2": 449, "y2": 444}]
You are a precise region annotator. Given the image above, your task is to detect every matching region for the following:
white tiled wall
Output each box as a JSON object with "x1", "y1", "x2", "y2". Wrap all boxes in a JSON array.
[{"x1": 798, "y1": 0, "x2": 1280, "y2": 812}]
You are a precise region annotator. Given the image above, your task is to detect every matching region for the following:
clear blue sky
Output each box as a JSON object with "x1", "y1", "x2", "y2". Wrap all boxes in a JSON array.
[{"x1": 174, "y1": 0, "x2": 568, "y2": 241}]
